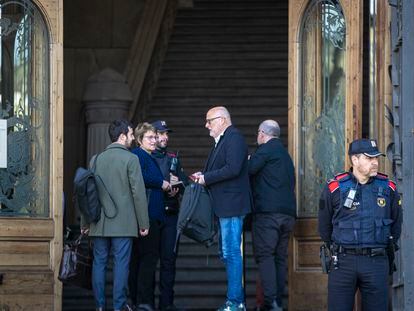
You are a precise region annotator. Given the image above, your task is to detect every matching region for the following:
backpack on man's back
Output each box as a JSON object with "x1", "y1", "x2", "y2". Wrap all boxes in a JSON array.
[
  {"x1": 73, "y1": 166, "x2": 101, "y2": 224},
  {"x1": 73, "y1": 153, "x2": 117, "y2": 225}
]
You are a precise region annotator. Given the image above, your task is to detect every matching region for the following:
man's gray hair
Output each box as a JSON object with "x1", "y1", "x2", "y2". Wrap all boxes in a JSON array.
[
  {"x1": 259, "y1": 120, "x2": 280, "y2": 138},
  {"x1": 212, "y1": 106, "x2": 232, "y2": 124}
]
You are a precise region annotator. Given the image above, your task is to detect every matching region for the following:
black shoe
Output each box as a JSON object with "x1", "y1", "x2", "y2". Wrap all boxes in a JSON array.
[
  {"x1": 114, "y1": 304, "x2": 136, "y2": 311},
  {"x1": 263, "y1": 300, "x2": 283, "y2": 311},
  {"x1": 160, "y1": 305, "x2": 186, "y2": 311},
  {"x1": 137, "y1": 304, "x2": 155, "y2": 311},
  {"x1": 123, "y1": 304, "x2": 136, "y2": 311}
]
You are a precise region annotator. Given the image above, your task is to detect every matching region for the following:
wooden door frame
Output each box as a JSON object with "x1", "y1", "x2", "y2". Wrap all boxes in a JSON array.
[
  {"x1": 40, "y1": 0, "x2": 64, "y2": 308},
  {"x1": 288, "y1": 0, "x2": 363, "y2": 309},
  {"x1": 0, "y1": 0, "x2": 63, "y2": 309},
  {"x1": 288, "y1": 0, "x2": 362, "y2": 163}
]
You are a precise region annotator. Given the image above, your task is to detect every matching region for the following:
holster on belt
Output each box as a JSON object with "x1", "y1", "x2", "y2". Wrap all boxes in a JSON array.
[
  {"x1": 320, "y1": 243, "x2": 332, "y2": 274},
  {"x1": 387, "y1": 236, "x2": 398, "y2": 275}
]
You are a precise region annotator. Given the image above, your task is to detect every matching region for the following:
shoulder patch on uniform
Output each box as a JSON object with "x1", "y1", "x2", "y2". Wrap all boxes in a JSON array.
[
  {"x1": 328, "y1": 179, "x2": 339, "y2": 193},
  {"x1": 334, "y1": 172, "x2": 349, "y2": 181},
  {"x1": 376, "y1": 172, "x2": 388, "y2": 179},
  {"x1": 388, "y1": 180, "x2": 396, "y2": 191}
]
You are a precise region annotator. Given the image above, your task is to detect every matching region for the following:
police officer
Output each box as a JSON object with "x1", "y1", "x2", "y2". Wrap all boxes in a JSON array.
[
  {"x1": 318, "y1": 138, "x2": 402, "y2": 311},
  {"x1": 151, "y1": 120, "x2": 188, "y2": 311}
]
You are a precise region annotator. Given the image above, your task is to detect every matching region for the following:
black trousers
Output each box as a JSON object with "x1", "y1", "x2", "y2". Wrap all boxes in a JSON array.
[
  {"x1": 158, "y1": 214, "x2": 179, "y2": 309},
  {"x1": 328, "y1": 253, "x2": 389, "y2": 311},
  {"x1": 252, "y1": 213, "x2": 295, "y2": 307},
  {"x1": 129, "y1": 219, "x2": 161, "y2": 306}
]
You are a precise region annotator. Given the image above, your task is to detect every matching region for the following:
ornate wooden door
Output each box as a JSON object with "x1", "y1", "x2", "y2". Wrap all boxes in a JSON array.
[
  {"x1": 288, "y1": 0, "x2": 363, "y2": 309},
  {"x1": 0, "y1": 0, "x2": 63, "y2": 309}
]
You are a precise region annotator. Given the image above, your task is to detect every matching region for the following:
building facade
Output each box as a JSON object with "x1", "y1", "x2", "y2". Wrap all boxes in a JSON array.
[{"x1": 0, "y1": 0, "x2": 412, "y2": 309}]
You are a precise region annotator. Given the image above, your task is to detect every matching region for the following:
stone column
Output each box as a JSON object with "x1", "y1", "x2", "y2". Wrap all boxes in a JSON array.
[{"x1": 82, "y1": 68, "x2": 132, "y2": 162}]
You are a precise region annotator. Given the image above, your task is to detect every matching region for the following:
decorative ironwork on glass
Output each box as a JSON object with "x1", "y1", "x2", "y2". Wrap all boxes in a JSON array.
[
  {"x1": 0, "y1": 0, "x2": 49, "y2": 217},
  {"x1": 299, "y1": 0, "x2": 346, "y2": 217},
  {"x1": 304, "y1": 0, "x2": 345, "y2": 50}
]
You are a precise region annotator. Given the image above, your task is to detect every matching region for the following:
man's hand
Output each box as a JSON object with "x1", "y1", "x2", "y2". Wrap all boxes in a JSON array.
[
  {"x1": 168, "y1": 187, "x2": 180, "y2": 197},
  {"x1": 191, "y1": 172, "x2": 205, "y2": 185},
  {"x1": 140, "y1": 229, "x2": 149, "y2": 236},
  {"x1": 197, "y1": 174, "x2": 206, "y2": 185},
  {"x1": 162, "y1": 180, "x2": 171, "y2": 191},
  {"x1": 191, "y1": 172, "x2": 202, "y2": 182},
  {"x1": 170, "y1": 173, "x2": 179, "y2": 183}
]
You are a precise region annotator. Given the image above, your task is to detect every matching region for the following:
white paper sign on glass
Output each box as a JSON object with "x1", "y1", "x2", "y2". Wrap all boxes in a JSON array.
[{"x1": 0, "y1": 120, "x2": 6, "y2": 168}]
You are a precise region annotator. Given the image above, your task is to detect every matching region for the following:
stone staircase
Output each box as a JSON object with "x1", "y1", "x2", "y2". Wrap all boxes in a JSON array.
[{"x1": 143, "y1": 0, "x2": 289, "y2": 173}]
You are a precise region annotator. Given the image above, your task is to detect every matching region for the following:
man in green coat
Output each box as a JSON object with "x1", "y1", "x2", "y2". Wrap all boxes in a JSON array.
[{"x1": 82, "y1": 119, "x2": 149, "y2": 311}]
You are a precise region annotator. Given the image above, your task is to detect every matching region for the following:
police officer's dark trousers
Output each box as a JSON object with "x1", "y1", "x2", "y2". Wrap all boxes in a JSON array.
[
  {"x1": 159, "y1": 213, "x2": 179, "y2": 309},
  {"x1": 328, "y1": 252, "x2": 389, "y2": 311}
]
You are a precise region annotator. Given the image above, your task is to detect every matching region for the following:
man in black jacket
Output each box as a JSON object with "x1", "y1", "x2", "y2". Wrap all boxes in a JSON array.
[
  {"x1": 249, "y1": 120, "x2": 296, "y2": 311},
  {"x1": 151, "y1": 120, "x2": 188, "y2": 311}
]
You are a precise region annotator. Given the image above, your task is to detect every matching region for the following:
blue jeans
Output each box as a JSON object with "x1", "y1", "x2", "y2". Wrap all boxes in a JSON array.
[
  {"x1": 92, "y1": 237, "x2": 132, "y2": 310},
  {"x1": 219, "y1": 216, "x2": 245, "y2": 304}
]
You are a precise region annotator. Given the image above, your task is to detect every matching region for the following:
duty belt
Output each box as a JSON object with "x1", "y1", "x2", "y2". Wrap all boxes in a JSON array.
[{"x1": 339, "y1": 246, "x2": 386, "y2": 257}]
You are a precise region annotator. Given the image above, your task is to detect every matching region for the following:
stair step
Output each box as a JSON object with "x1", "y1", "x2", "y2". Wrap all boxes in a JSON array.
[
  {"x1": 148, "y1": 98, "x2": 288, "y2": 108},
  {"x1": 175, "y1": 18, "x2": 287, "y2": 27},
  {"x1": 177, "y1": 10, "x2": 286, "y2": 19},
  {"x1": 169, "y1": 33, "x2": 288, "y2": 44},
  {"x1": 162, "y1": 59, "x2": 288, "y2": 69},
  {"x1": 157, "y1": 78, "x2": 287, "y2": 89},
  {"x1": 172, "y1": 25, "x2": 287, "y2": 35},
  {"x1": 153, "y1": 88, "x2": 287, "y2": 98},
  {"x1": 160, "y1": 69, "x2": 287, "y2": 79},
  {"x1": 150, "y1": 96, "x2": 287, "y2": 106},
  {"x1": 164, "y1": 52, "x2": 287, "y2": 62}
]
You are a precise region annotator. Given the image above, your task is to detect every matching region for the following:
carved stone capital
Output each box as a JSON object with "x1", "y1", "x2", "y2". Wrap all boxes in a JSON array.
[
  {"x1": 83, "y1": 68, "x2": 132, "y2": 125},
  {"x1": 84, "y1": 101, "x2": 130, "y2": 124},
  {"x1": 82, "y1": 68, "x2": 133, "y2": 159}
]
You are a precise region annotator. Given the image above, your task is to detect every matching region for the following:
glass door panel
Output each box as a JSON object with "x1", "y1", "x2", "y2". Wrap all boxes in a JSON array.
[
  {"x1": 0, "y1": 0, "x2": 49, "y2": 217},
  {"x1": 299, "y1": 0, "x2": 346, "y2": 217}
]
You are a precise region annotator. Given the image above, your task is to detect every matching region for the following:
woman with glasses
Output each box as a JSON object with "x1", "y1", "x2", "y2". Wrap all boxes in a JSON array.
[{"x1": 129, "y1": 122, "x2": 171, "y2": 311}]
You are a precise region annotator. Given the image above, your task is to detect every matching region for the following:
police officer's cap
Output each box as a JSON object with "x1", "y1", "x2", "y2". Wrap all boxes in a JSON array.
[
  {"x1": 348, "y1": 139, "x2": 385, "y2": 157},
  {"x1": 151, "y1": 120, "x2": 172, "y2": 132}
]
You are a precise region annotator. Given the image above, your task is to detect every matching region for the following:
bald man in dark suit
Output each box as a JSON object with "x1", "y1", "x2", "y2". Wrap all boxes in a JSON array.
[{"x1": 193, "y1": 106, "x2": 252, "y2": 311}]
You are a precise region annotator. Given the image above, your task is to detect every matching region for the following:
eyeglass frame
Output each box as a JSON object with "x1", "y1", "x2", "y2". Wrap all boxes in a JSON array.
[
  {"x1": 205, "y1": 116, "x2": 223, "y2": 124},
  {"x1": 143, "y1": 134, "x2": 157, "y2": 141}
]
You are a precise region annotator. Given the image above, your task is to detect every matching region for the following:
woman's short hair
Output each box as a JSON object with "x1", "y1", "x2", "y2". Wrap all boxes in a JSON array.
[{"x1": 134, "y1": 122, "x2": 156, "y2": 145}]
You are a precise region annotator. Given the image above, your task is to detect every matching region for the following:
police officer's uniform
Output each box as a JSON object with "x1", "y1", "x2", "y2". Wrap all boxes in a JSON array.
[
  {"x1": 318, "y1": 139, "x2": 402, "y2": 311},
  {"x1": 151, "y1": 121, "x2": 188, "y2": 311}
]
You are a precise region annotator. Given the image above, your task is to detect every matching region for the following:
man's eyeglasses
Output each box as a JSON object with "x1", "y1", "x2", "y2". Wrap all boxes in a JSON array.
[
  {"x1": 257, "y1": 129, "x2": 265, "y2": 135},
  {"x1": 143, "y1": 135, "x2": 157, "y2": 141},
  {"x1": 205, "y1": 116, "x2": 222, "y2": 124}
]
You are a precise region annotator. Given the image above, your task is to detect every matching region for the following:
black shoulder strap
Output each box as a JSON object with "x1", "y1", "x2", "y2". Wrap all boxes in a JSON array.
[{"x1": 92, "y1": 150, "x2": 118, "y2": 219}]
